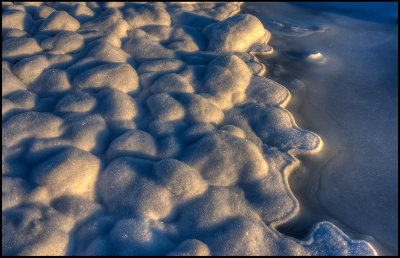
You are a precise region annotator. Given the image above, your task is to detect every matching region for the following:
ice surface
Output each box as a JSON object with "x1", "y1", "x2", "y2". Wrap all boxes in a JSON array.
[
  {"x1": 2, "y1": 1, "x2": 383, "y2": 256},
  {"x1": 306, "y1": 52, "x2": 326, "y2": 64},
  {"x1": 242, "y1": 2, "x2": 397, "y2": 255}
]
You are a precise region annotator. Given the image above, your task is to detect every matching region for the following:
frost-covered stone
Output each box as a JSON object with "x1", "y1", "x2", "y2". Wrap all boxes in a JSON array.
[
  {"x1": 202, "y1": 14, "x2": 271, "y2": 53},
  {"x1": 154, "y1": 159, "x2": 208, "y2": 200},
  {"x1": 80, "y1": 12, "x2": 130, "y2": 38},
  {"x1": 39, "y1": 11, "x2": 80, "y2": 32},
  {"x1": 2, "y1": 10, "x2": 33, "y2": 32},
  {"x1": 98, "y1": 157, "x2": 172, "y2": 220},
  {"x1": 2, "y1": 67, "x2": 27, "y2": 96},
  {"x1": 86, "y1": 41, "x2": 130, "y2": 63},
  {"x1": 146, "y1": 93, "x2": 185, "y2": 121},
  {"x1": 29, "y1": 69, "x2": 71, "y2": 96},
  {"x1": 40, "y1": 31, "x2": 84, "y2": 54},
  {"x1": 204, "y1": 55, "x2": 252, "y2": 109},
  {"x1": 151, "y1": 73, "x2": 194, "y2": 94},
  {"x1": 12, "y1": 55, "x2": 50, "y2": 84},
  {"x1": 167, "y1": 239, "x2": 210, "y2": 256},
  {"x1": 73, "y1": 63, "x2": 139, "y2": 93},
  {"x1": 55, "y1": 91, "x2": 96, "y2": 113},
  {"x1": 123, "y1": 4, "x2": 171, "y2": 29},
  {"x1": 2, "y1": 37, "x2": 42, "y2": 62},
  {"x1": 31, "y1": 147, "x2": 101, "y2": 201},
  {"x1": 182, "y1": 130, "x2": 268, "y2": 186},
  {"x1": 3, "y1": 111, "x2": 64, "y2": 147},
  {"x1": 106, "y1": 130, "x2": 157, "y2": 161},
  {"x1": 35, "y1": 6, "x2": 56, "y2": 19}
]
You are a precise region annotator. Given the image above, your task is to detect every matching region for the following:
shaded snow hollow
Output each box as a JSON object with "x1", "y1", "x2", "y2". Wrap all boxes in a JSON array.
[{"x1": 2, "y1": 2, "x2": 377, "y2": 256}]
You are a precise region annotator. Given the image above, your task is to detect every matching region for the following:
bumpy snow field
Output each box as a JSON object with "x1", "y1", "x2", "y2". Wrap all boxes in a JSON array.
[{"x1": 3, "y1": 2, "x2": 379, "y2": 256}]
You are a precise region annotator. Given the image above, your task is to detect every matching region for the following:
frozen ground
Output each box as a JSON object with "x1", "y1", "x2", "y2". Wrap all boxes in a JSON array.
[
  {"x1": 2, "y1": 2, "x2": 396, "y2": 256},
  {"x1": 242, "y1": 2, "x2": 398, "y2": 256}
]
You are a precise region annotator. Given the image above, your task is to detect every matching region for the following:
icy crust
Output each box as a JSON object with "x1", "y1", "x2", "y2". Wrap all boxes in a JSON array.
[{"x1": 2, "y1": 2, "x2": 376, "y2": 256}]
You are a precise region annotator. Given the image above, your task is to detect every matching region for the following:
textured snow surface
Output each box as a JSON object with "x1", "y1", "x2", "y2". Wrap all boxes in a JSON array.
[{"x1": 2, "y1": 2, "x2": 377, "y2": 256}]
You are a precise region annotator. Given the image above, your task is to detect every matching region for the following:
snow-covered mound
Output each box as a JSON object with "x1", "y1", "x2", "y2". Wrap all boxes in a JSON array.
[{"x1": 2, "y1": 2, "x2": 377, "y2": 256}]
